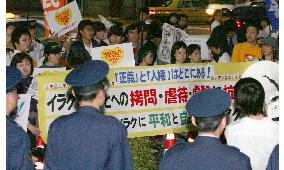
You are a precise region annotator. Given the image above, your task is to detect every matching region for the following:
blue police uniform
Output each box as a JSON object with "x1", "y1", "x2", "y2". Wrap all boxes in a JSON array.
[
  {"x1": 44, "y1": 60, "x2": 133, "y2": 170},
  {"x1": 6, "y1": 66, "x2": 33, "y2": 170},
  {"x1": 159, "y1": 89, "x2": 252, "y2": 170},
  {"x1": 266, "y1": 144, "x2": 279, "y2": 170},
  {"x1": 6, "y1": 116, "x2": 33, "y2": 170}
]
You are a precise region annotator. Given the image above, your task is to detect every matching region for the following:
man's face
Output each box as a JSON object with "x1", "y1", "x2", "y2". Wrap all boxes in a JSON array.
[
  {"x1": 178, "y1": 17, "x2": 188, "y2": 27},
  {"x1": 80, "y1": 25, "x2": 94, "y2": 41},
  {"x1": 127, "y1": 28, "x2": 139, "y2": 42},
  {"x1": 227, "y1": 31, "x2": 236, "y2": 39},
  {"x1": 246, "y1": 26, "x2": 258, "y2": 43}
]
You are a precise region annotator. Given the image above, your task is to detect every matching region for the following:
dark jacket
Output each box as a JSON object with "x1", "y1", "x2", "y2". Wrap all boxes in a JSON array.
[
  {"x1": 44, "y1": 106, "x2": 133, "y2": 170},
  {"x1": 6, "y1": 116, "x2": 33, "y2": 170},
  {"x1": 67, "y1": 40, "x2": 94, "y2": 68},
  {"x1": 266, "y1": 144, "x2": 279, "y2": 170},
  {"x1": 159, "y1": 136, "x2": 252, "y2": 170}
]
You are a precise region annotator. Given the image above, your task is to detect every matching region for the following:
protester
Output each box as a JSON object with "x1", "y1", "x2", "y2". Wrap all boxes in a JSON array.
[
  {"x1": 10, "y1": 52, "x2": 41, "y2": 148},
  {"x1": 210, "y1": 19, "x2": 238, "y2": 56},
  {"x1": 210, "y1": 9, "x2": 222, "y2": 32},
  {"x1": 206, "y1": 37, "x2": 230, "y2": 63},
  {"x1": 159, "y1": 88, "x2": 252, "y2": 170},
  {"x1": 170, "y1": 41, "x2": 187, "y2": 64},
  {"x1": 6, "y1": 22, "x2": 16, "y2": 50},
  {"x1": 225, "y1": 77, "x2": 279, "y2": 170},
  {"x1": 136, "y1": 45, "x2": 156, "y2": 66},
  {"x1": 67, "y1": 19, "x2": 94, "y2": 68},
  {"x1": 258, "y1": 17, "x2": 272, "y2": 38},
  {"x1": 186, "y1": 44, "x2": 201, "y2": 63},
  {"x1": 123, "y1": 24, "x2": 140, "y2": 58},
  {"x1": 93, "y1": 21, "x2": 108, "y2": 47},
  {"x1": 231, "y1": 23, "x2": 262, "y2": 62},
  {"x1": 6, "y1": 66, "x2": 34, "y2": 169},
  {"x1": 167, "y1": 13, "x2": 179, "y2": 26},
  {"x1": 261, "y1": 35, "x2": 278, "y2": 62},
  {"x1": 44, "y1": 60, "x2": 133, "y2": 169},
  {"x1": 7, "y1": 27, "x2": 44, "y2": 67},
  {"x1": 40, "y1": 42, "x2": 62, "y2": 68},
  {"x1": 108, "y1": 25, "x2": 124, "y2": 45},
  {"x1": 177, "y1": 14, "x2": 188, "y2": 32}
]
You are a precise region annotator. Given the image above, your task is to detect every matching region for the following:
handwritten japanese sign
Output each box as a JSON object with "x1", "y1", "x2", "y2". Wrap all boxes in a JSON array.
[
  {"x1": 158, "y1": 23, "x2": 210, "y2": 63},
  {"x1": 37, "y1": 62, "x2": 252, "y2": 142},
  {"x1": 91, "y1": 43, "x2": 135, "y2": 67},
  {"x1": 45, "y1": 1, "x2": 82, "y2": 36}
]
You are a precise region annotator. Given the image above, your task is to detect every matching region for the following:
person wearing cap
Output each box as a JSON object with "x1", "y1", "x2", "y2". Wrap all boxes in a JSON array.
[
  {"x1": 40, "y1": 42, "x2": 62, "y2": 68},
  {"x1": 231, "y1": 23, "x2": 262, "y2": 62},
  {"x1": 159, "y1": 88, "x2": 252, "y2": 170},
  {"x1": 225, "y1": 77, "x2": 278, "y2": 170},
  {"x1": 6, "y1": 66, "x2": 33, "y2": 169},
  {"x1": 44, "y1": 60, "x2": 133, "y2": 169},
  {"x1": 261, "y1": 35, "x2": 278, "y2": 62},
  {"x1": 67, "y1": 20, "x2": 95, "y2": 68},
  {"x1": 107, "y1": 25, "x2": 124, "y2": 45}
]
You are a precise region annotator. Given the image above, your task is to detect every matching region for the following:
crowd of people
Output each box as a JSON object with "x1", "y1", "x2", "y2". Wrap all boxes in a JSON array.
[{"x1": 6, "y1": 6, "x2": 279, "y2": 170}]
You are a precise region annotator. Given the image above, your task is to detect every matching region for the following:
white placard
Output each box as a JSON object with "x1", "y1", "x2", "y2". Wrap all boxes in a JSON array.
[
  {"x1": 14, "y1": 94, "x2": 31, "y2": 132},
  {"x1": 45, "y1": 1, "x2": 82, "y2": 36},
  {"x1": 91, "y1": 43, "x2": 135, "y2": 68}
]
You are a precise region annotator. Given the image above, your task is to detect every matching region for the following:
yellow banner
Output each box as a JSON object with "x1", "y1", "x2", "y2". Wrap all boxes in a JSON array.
[{"x1": 38, "y1": 62, "x2": 253, "y2": 142}]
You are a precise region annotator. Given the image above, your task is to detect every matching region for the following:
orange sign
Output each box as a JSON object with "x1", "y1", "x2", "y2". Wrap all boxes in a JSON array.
[
  {"x1": 101, "y1": 48, "x2": 125, "y2": 66},
  {"x1": 54, "y1": 8, "x2": 72, "y2": 26}
]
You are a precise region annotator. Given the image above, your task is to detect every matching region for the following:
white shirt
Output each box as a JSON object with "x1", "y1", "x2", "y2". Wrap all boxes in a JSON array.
[
  {"x1": 218, "y1": 52, "x2": 230, "y2": 63},
  {"x1": 211, "y1": 21, "x2": 220, "y2": 32},
  {"x1": 225, "y1": 117, "x2": 279, "y2": 170},
  {"x1": 84, "y1": 42, "x2": 93, "y2": 55}
]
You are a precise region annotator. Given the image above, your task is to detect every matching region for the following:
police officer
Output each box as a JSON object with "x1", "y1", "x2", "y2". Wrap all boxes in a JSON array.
[
  {"x1": 6, "y1": 66, "x2": 33, "y2": 169},
  {"x1": 159, "y1": 88, "x2": 252, "y2": 170},
  {"x1": 44, "y1": 60, "x2": 133, "y2": 169}
]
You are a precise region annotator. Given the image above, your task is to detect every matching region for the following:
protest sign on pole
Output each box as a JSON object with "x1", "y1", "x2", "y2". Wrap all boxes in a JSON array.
[
  {"x1": 91, "y1": 43, "x2": 135, "y2": 68},
  {"x1": 45, "y1": 1, "x2": 82, "y2": 37},
  {"x1": 40, "y1": 0, "x2": 66, "y2": 38},
  {"x1": 14, "y1": 94, "x2": 31, "y2": 132},
  {"x1": 37, "y1": 62, "x2": 252, "y2": 142},
  {"x1": 33, "y1": 67, "x2": 66, "y2": 77},
  {"x1": 158, "y1": 23, "x2": 210, "y2": 63}
]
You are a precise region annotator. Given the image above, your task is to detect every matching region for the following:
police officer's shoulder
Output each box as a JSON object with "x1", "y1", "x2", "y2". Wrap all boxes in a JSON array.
[
  {"x1": 223, "y1": 144, "x2": 250, "y2": 160},
  {"x1": 7, "y1": 120, "x2": 29, "y2": 142},
  {"x1": 48, "y1": 114, "x2": 73, "y2": 130},
  {"x1": 164, "y1": 142, "x2": 193, "y2": 158},
  {"x1": 102, "y1": 115, "x2": 127, "y2": 129}
]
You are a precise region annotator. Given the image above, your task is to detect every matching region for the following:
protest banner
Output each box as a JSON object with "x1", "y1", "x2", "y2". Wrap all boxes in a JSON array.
[
  {"x1": 33, "y1": 67, "x2": 66, "y2": 77},
  {"x1": 40, "y1": 0, "x2": 66, "y2": 38},
  {"x1": 38, "y1": 62, "x2": 252, "y2": 142},
  {"x1": 14, "y1": 94, "x2": 31, "y2": 132},
  {"x1": 158, "y1": 23, "x2": 209, "y2": 63},
  {"x1": 91, "y1": 43, "x2": 135, "y2": 68},
  {"x1": 45, "y1": 1, "x2": 82, "y2": 37}
]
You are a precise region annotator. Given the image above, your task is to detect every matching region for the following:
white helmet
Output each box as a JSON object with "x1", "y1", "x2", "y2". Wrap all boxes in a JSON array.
[{"x1": 241, "y1": 61, "x2": 279, "y2": 120}]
